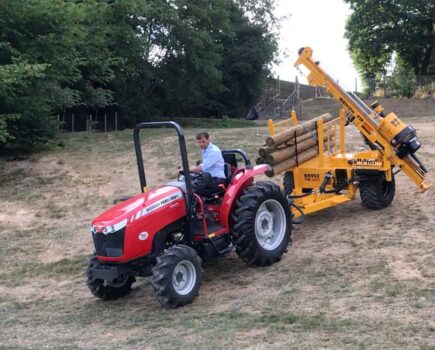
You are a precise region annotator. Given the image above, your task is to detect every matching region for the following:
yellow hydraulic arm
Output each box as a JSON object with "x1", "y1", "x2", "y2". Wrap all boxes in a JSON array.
[{"x1": 295, "y1": 47, "x2": 430, "y2": 192}]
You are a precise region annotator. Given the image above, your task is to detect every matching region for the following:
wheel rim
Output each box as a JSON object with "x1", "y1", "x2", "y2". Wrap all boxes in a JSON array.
[
  {"x1": 172, "y1": 260, "x2": 197, "y2": 295},
  {"x1": 255, "y1": 199, "x2": 286, "y2": 251},
  {"x1": 108, "y1": 274, "x2": 130, "y2": 288}
]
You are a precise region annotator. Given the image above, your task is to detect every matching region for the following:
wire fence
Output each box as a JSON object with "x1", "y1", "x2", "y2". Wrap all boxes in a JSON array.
[{"x1": 57, "y1": 111, "x2": 121, "y2": 133}]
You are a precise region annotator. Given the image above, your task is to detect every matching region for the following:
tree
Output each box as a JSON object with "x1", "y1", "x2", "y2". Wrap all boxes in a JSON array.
[
  {"x1": 0, "y1": 0, "x2": 117, "y2": 149},
  {"x1": 0, "y1": 0, "x2": 279, "y2": 151},
  {"x1": 345, "y1": 0, "x2": 434, "y2": 92},
  {"x1": 390, "y1": 58, "x2": 417, "y2": 98},
  {"x1": 207, "y1": 3, "x2": 277, "y2": 116}
]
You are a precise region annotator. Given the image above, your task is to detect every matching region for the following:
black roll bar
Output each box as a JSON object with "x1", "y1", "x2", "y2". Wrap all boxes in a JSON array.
[
  {"x1": 221, "y1": 149, "x2": 252, "y2": 169},
  {"x1": 133, "y1": 121, "x2": 193, "y2": 195}
]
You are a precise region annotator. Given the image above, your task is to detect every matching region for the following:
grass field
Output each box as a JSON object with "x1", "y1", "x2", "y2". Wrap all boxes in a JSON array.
[{"x1": 0, "y1": 113, "x2": 434, "y2": 349}]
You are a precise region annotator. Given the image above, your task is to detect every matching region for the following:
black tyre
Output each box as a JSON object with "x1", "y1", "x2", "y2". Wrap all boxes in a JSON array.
[
  {"x1": 86, "y1": 256, "x2": 135, "y2": 300},
  {"x1": 283, "y1": 171, "x2": 294, "y2": 196},
  {"x1": 359, "y1": 172, "x2": 395, "y2": 210},
  {"x1": 283, "y1": 171, "x2": 311, "y2": 196},
  {"x1": 151, "y1": 245, "x2": 203, "y2": 308},
  {"x1": 231, "y1": 181, "x2": 292, "y2": 266}
]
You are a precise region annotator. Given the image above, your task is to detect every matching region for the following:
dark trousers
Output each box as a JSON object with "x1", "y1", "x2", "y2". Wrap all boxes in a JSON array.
[{"x1": 193, "y1": 177, "x2": 226, "y2": 196}]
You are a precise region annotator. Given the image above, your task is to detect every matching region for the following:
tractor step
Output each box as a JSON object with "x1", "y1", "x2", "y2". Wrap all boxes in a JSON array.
[
  {"x1": 192, "y1": 218, "x2": 227, "y2": 236},
  {"x1": 209, "y1": 234, "x2": 231, "y2": 255}
]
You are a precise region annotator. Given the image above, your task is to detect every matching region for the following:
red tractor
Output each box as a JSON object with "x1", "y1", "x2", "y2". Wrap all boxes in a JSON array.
[{"x1": 86, "y1": 122, "x2": 292, "y2": 307}]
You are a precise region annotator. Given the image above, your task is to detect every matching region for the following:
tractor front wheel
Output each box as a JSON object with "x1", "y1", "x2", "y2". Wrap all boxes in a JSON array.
[
  {"x1": 231, "y1": 182, "x2": 292, "y2": 266},
  {"x1": 151, "y1": 245, "x2": 203, "y2": 308},
  {"x1": 86, "y1": 256, "x2": 135, "y2": 300}
]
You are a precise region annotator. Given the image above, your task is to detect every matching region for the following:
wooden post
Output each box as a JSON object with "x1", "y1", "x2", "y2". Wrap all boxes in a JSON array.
[
  {"x1": 104, "y1": 113, "x2": 107, "y2": 132},
  {"x1": 115, "y1": 112, "x2": 118, "y2": 132},
  {"x1": 57, "y1": 114, "x2": 60, "y2": 134},
  {"x1": 72, "y1": 113, "x2": 75, "y2": 133}
]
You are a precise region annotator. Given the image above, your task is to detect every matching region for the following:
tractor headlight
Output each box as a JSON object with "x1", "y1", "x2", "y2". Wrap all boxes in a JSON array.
[
  {"x1": 103, "y1": 225, "x2": 115, "y2": 235},
  {"x1": 91, "y1": 219, "x2": 128, "y2": 236}
]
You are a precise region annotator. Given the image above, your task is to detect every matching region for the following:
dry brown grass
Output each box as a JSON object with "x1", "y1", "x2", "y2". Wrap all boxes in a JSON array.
[{"x1": 0, "y1": 115, "x2": 434, "y2": 349}]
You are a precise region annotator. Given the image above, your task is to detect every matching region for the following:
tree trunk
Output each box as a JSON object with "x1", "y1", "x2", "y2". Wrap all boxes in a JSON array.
[{"x1": 420, "y1": 46, "x2": 433, "y2": 76}]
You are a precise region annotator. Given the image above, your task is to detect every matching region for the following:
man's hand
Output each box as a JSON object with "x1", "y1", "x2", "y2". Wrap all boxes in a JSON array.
[{"x1": 190, "y1": 165, "x2": 202, "y2": 173}]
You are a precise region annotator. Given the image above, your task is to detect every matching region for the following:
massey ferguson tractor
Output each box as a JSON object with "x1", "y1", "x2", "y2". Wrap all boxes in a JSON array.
[{"x1": 86, "y1": 122, "x2": 292, "y2": 307}]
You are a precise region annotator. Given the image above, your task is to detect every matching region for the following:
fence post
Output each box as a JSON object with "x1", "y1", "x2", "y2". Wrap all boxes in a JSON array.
[
  {"x1": 115, "y1": 112, "x2": 118, "y2": 132},
  {"x1": 295, "y1": 76, "x2": 300, "y2": 101},
  {"x1": 104, "y1": 113, "x2": 107, "y2": 132},
  {"x1": 72, "y1": 113, "x2": 75, "y2": 133}
]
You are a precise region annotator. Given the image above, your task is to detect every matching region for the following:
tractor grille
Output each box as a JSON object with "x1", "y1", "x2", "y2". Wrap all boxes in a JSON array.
[{"x1": 93, "y1": 228, "x2": 125, "y2": 257}]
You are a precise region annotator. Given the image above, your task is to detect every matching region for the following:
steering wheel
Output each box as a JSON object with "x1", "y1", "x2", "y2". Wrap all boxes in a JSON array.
[{"x1": 178, "y1": 170, "x2": 201, "y2": 183}]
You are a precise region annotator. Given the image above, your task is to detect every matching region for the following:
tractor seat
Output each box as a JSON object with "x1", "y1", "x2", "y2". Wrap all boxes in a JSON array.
[{"x1": 200, "y1": 164, "x2": 232, "y2": 201}]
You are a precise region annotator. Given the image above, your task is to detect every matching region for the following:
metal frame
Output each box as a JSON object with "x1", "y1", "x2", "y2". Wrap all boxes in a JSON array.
[
  {"x1": 222, "y1": 149, "x2": 252, "y2": 169},
  {"x1": 133, "y1": 121, "x2": 196, "y2": 242},
  {"x1": 133, "y1": 121, "x2": 193, "y2": 195}
]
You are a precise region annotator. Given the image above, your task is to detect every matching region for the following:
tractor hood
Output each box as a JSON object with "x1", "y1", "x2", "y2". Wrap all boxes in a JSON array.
[{"x1": 91, "y1": 185, "x2": 185, "y2": 234}]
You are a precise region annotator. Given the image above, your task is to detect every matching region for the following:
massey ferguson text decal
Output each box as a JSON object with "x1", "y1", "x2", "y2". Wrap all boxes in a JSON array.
[{"x1": 130, "y1": 192, "x2": 183, "y2": 222}]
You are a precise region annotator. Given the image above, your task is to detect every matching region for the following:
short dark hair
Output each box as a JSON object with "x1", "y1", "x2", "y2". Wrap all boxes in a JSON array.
[{"x1": 196, "y1": 131, "x2": 209, "y2": 140}]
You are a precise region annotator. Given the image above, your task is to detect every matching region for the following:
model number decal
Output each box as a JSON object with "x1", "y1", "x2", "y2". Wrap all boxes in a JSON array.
[
  {"x1": 130, "y1": 192, "x2": 182, "y2": 222},
  {"x1": 304, "y1": 174, "x2": 320, "y2": 182}
]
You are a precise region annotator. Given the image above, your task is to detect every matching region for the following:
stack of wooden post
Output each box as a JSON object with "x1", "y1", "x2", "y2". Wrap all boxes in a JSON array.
[{"x1": 257, "y1": 113, "x2": 337, "y2": 177}]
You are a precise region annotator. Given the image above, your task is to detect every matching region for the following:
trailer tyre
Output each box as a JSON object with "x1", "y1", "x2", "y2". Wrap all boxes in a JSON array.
[
  {"x1": 151, "y1": 245, "x2": 203, "y2": 308},
  {"x1": 231, "y1": 181, "x2": 292, "y2": 266},
  {"x1": 283, "y1": 171, "x2": 295, "y2": 196},
  {"x1": 283, "y1": 171, "x2": 311, "y2": 196},
  {"x1": 360, "y1": 173, "x2": 395, "y2": 210},
  {"x1": 86, "y1": 256, "x2": 135, "y2": 300}
]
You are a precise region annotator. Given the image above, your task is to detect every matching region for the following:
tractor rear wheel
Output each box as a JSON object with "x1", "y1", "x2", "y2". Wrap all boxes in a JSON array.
[
  {"x1": 359, "y1": 172, "x2": 395, "y2": 210},
  {"x1": 86, "y1": 256, "x2": 135, "y2": 300},
  {"x1": 151, "y1": 245, "x2": 203, "y2": 308},
  {"x1": 231, "y1": 181, "x2": 291, "y2": 266}
]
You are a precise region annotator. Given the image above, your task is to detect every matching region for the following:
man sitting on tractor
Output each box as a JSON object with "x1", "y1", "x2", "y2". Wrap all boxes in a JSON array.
[{"x1": 190, "y1": 131, "x2": 226, "y2": 196}]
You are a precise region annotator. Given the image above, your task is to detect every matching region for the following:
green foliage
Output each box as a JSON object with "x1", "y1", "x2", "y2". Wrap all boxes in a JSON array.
[
  {"x1": 0, "y1": 0, "x2": 278, "y2": 152},
  {"x1": 390, "y1": 59, "x2": 417, "y2": 98},
  {"x1": 345, "y1": 0, "x2": 434, "y2": 93}
]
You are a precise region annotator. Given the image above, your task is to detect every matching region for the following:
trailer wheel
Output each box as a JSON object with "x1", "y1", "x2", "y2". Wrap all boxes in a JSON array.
[
  {"x1": 283, "y1": 171, "x2": 311, "y2": 196},
  {"x1": 360, "y1": 173, "x2": 395, "y2": 210},
  {"x1": 231, "y1": 181, "x2": 291, "y2": 266},
  {"x1": 151, "y1": 245, "x2": 202, "y2": 308},
  {"x1": 86, "y1": 256, "x2": 135, "y2": 300},
  {"x1": 283, "y1": 171, "x2": 294, "y2": 196}
]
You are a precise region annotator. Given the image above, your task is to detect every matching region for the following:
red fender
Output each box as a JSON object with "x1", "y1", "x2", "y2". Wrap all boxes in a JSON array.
[{"x1": 219, "y1": 164, "x2": 270, "y2": 228}]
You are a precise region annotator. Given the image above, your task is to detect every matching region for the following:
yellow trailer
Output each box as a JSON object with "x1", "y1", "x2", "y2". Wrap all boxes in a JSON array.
[{"x1": 266, "y1": 47, "x2": 430, "y2": 217}]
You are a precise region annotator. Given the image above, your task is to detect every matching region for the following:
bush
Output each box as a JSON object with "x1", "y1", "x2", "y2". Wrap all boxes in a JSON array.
[{"x1": 6, "y1": 112, "x2": 58, "y2": 151}]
